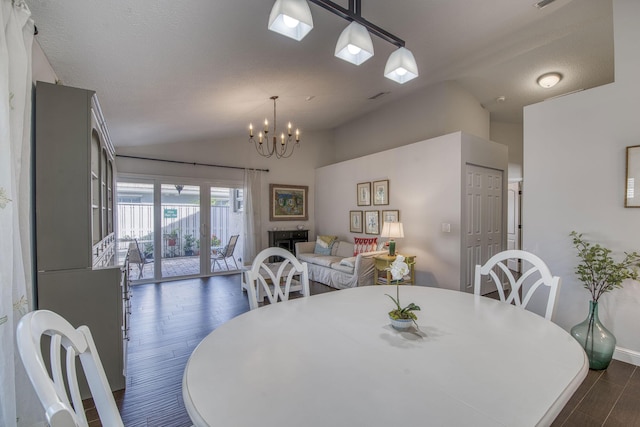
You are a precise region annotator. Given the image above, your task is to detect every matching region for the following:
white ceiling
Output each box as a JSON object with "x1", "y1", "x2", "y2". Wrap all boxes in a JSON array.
[{"x1": 26, "y1": 0, "x2": 613, "y2": 148}]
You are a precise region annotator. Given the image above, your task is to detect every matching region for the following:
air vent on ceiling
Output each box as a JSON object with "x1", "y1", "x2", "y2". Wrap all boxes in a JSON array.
[
  {"x1": 368, "y1": 91, "x2": 390, "y2": 100},
  {"x1": 534, "y1": 0, "x2": 556, "y2": 9}
]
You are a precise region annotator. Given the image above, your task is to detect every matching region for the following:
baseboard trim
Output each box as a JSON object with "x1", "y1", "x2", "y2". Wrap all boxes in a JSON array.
[{"x1": 614, "y1": 346, "x2": 640, "y2": 366}]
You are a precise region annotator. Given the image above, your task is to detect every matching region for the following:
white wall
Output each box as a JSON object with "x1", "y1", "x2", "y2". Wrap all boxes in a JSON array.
[
  {"x1": 523, "y1": 0, "x2": 640, "y2": 364},
  {"x1": 116, "y1": 130, "x2": 334, "y2": 250},
  {"x1": 332, "y1": 81, "x2": 490, "y2": 162},
  {"x1": 316, "y1": 132, "x2": 507, "y2": 291},
  {"x1": 32, "y1": 40, "x2": 57, "y2": 84},
  {"x1": 491, "y1": 121, "x2": 523, "y2": 182}
]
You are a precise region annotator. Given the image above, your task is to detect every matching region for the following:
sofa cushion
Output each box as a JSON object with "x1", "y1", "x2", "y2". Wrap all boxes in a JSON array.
[
  {"x1": 339, "y1": 257, "x2": 356, "y2": 268},
  {"x1": 331, "y1": 262, "x2": 354, "y2": 274},
  {"x1": 354, "y1": 237, "x2": 378, "y2": 255},
  {"x1": 298, "y1": 253, "x2": 342, "y2": 267},
  {"x1": 335, "y1": 242, "x2": 355, "y2": 258},
  {"x1": 314, "y1": 237, "x2": 333, "y2": 255}
]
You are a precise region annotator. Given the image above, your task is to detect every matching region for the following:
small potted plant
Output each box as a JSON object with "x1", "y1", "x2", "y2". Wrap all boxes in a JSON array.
[
  {"x1": 164, "y1": 229, "x2": 178, "y2": 246},
  {"x1": 569, "y1": 231, "x2": 640, "y2": 369},
  {"x1": 184, "y1": 234, "x2": 196, "y2": 256},
  {"x1": 385, "y1": 255, "x2": 420, "y2": 330}
]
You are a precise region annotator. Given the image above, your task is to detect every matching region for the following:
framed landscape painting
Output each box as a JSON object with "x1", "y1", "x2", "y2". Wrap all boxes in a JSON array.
[
  {"x1": 365, "y1": 210, "x2": 380, "y2": 235},
  {"x1": 269, "y1": 184, "x2": 308, "y2": 221},
  {"x1": 357, "y1": 182, "x2": 371, "y2": 206},
  {"x1": 349, "y1": 210, "x2": 363, "y2": 233}
]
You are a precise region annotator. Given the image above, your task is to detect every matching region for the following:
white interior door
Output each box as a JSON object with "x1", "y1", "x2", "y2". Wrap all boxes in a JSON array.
[
  {"x1": 507, "y1": 182, "x2": 521, "y2": 272},
  {"x1": 464, "y1": 164, "x2": 504, "y2": 294}
]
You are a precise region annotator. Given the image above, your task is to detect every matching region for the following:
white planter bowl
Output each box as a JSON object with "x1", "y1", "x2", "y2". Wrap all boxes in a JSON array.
[{"x1": 389, "y1": 317, "x2": 413, "y2": 331}]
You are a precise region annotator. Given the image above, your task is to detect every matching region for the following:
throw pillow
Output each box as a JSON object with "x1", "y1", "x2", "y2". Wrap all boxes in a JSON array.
[
  {"x1": 314, "y1": 236, "x2": 335, "y2": 255},
  {"x1": 339, "y1": 257, "x2": 356, "y2": 268},
  {"x1": 316, "y1": 235, "x2": 338, "y2": 248},
  {"x1": 353, "y1": 237, "x2": 378, "y2": 256}
]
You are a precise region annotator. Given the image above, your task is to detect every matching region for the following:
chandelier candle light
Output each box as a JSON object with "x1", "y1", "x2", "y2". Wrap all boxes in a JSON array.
[{"x1": 249, "y1": 96, "x2": 300, "y2": 159}]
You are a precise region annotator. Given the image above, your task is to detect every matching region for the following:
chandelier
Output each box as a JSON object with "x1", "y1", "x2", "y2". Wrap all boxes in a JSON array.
[
  {"x1": 248, "y1": 96, "x2": 300, "y2": 159},
  {"x1": 268, "y1": 0, "x2": 418, "y2": 84}
]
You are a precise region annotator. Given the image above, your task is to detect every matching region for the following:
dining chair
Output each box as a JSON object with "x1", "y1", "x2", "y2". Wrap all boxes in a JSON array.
[
  {"x1": 245, "y1": 247, "x2": 310, "y2": 310},
  {"x1": 16, "y1": 309, "x2": 124, "y2": 427},
  {"x1": 127, "y1": 239, "x2": 146, "y2": 279},
  {"x1": 211, "y1": 234, "x2": 240, "y2": 271},
  {"x1": 474, "y1": 249, "x2": 561, "y2": 320}
]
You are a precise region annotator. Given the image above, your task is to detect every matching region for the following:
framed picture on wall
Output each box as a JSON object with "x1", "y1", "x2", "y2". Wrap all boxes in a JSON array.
[
  {"x1": 357, "y1": 182, "x2": 371, "y2": 206},
  {"x1": 349, "y1": 210, "x2": 363, "y2": 233},
  {"x1": 373, "y1": 180, "x2": 389, "y2": 205},
  {"x1": 365, "y1": 210, "x2": 380, "y2": 235},
  {"x1": 269, "y1": 184, "x2": 309, "y2": 221},
  {"x1": 382, "y1": 210, "x2": 399, "y2": 224},
  {"x1": 625, "y1": 145, "x2": 640, "y2": 207}
]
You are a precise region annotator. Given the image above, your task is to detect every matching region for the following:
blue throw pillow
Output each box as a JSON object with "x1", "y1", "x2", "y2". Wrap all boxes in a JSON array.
[{"x1": 314, "y1": 237, "x2": 333, "y2": 255}]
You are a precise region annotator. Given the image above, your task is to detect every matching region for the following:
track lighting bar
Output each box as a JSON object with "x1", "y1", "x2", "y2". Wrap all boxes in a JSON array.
[{"x1": 308, "y1": 0, "x2": 405, "y2": 48}]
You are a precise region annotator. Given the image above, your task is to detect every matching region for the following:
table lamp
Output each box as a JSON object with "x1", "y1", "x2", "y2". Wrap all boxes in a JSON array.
[{"x1": 381, "y1": 222, "x2": 404, "y2": 256}]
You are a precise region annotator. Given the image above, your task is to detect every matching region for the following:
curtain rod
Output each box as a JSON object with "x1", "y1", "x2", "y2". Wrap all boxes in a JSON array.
[{"x1": 115, "y1": 154, "x2": 269, "y2": 172}]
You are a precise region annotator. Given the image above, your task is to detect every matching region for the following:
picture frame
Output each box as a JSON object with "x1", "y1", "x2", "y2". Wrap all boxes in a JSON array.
[
  {"x1": 381, "y1": 210, "x2": 399, "y2": 224},
  {"x1": 269, "y1": 184, "x2": 309, "y2": 221},
  {"x1": 357, "y1": 182, "x2": 371, "y2": 206},
  {"x1": 349, "y1": 210, "x2": 363, "y2": 233},
  {"x1": 373, "y1": 179, "x2": 390, "y2": 205},
  {"x1": 625, "y1": 145, "x2": 640, "y2": 207},
  {"x1": 365, "y1": 210, "x2": 380, "y2": 235}
]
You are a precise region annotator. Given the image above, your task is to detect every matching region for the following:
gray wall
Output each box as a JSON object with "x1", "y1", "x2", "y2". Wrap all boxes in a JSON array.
[
  {"x1": 315, "y1": 131, "x2": 507, "y2": 291},
  {"x1": 523, "y1": 0, "x2": 640, "y2": 364}
]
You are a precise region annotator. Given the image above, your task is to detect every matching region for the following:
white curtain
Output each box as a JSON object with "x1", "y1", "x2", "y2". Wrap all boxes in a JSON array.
[
  {"x1": 243, "y1": 169, "x2": 263, "y2": 264},
  {"x1": 0, "y1": 1, "x2": 43, "y2": 425}
]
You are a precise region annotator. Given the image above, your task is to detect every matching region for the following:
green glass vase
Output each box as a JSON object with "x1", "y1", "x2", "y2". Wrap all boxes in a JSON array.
[{"x1": 570, "y1": 300, "x2": 616, "y2": 370}]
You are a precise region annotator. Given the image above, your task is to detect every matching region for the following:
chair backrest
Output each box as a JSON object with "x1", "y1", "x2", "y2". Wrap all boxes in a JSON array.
[
  {"x1": 474, "y1": 250, "x2": 561, "y2": 320},
  {"x1": 127, "y1": 241, "x2": 143, "y2": 264},
  {"x1": 224, "y1": 234, "x2": 239, "y2": 257},
  {"x1": 16, "y1": 310, "x2": 124, "y2": 427},
  {"x1": 246, "y1": 247, "x2": 310, "y2": 310}
]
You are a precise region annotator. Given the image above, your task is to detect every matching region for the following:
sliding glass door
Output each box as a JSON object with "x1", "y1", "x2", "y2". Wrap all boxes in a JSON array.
[{"x1": 117, "y1": 177, "x2": 243, "y2": 282}]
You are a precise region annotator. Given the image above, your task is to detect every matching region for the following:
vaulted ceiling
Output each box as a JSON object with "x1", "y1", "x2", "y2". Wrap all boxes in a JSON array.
[{"x1": 27, "y1": 0, "x2": 613, "y2": 148}]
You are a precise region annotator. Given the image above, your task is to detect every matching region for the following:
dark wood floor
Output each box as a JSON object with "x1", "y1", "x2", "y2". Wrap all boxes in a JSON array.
[{"x1": 87, "y1": 276, "x2": 640, "y2": 426}]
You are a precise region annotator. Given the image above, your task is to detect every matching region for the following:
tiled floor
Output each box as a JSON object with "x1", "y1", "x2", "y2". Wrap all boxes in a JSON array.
[
  {"x1": 128, "y1": 255, "x2": 241, "y2": 281},
  {"x1": 85, "y1": 276, "x2": 640, "y2": 426},
  {"x1": 552, "y1": 359, "x2": 640, "y2": 426}
]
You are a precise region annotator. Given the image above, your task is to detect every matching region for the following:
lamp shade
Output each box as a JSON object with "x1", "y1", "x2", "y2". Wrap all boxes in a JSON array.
[
  {"x1": 268, "y1": 0, "x2": 314, "y2": 41},
  {"x1": 334, "y1": 21, "x2": 374, "y2": 66},
  {"x1": 381, "y1": 222, "x2": 404, "y2": 239},
  {"x1": 384, "y1": 47, "x2": 419, "y2": 84}
]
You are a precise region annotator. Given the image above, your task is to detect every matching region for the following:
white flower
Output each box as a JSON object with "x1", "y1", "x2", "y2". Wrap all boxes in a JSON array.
[{"x1": 387, "y1": 255, "x2": 409, "y2": 280}]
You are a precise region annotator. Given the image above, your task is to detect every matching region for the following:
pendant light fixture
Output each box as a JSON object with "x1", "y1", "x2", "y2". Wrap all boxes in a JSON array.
[
  {"x1": 248, "y1": 96, "x2": 300, "y2": 159},
  {"x1": 384, "y1": 47, "x2": 419, "y2": 84},
  {"x1": 335, "y1": 21, "x2": 374, "y2": 65},
  {"x1": 268, "y1": 0, "x2": 314, "y2": 41},
  {"x1": 267, "y1": 0, "x2": 419, "y2": 84}
]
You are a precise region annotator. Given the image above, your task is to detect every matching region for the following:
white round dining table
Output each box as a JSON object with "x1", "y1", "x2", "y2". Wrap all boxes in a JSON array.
[{"x1": 182, "y1": 285, "x2": 588, "y2": 427}]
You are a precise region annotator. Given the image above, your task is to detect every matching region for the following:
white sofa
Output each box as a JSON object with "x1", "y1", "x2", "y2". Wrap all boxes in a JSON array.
[{"x1": 295, "y1": 241, "x2": 386, "y2": 290}]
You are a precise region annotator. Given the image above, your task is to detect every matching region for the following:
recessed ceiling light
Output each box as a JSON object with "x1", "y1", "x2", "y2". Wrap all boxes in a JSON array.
[{"x1": 537, "y1": 72, "x2": 562, "y2": 88}]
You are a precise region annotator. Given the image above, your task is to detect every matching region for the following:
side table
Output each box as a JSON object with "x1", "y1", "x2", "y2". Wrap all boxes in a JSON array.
[{"x1": 373, "y1": 254, "x2": 416, "y2": 285}]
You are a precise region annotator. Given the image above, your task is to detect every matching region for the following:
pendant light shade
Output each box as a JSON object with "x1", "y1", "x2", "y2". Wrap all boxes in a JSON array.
[
  {"x1": 384, "y1": 47, "x2": 419, "y2": 84},
  {"x1": 268, "y1": 0, "x2": 314, "y2": 41},
  {"x1": 334, "y1": 21, "x2": 374, "y2": 66}
]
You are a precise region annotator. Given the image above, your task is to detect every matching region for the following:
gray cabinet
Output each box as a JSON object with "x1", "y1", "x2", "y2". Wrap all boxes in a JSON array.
[{"x1": 34, "y1": 81, "x2": 125, "y2": 398}]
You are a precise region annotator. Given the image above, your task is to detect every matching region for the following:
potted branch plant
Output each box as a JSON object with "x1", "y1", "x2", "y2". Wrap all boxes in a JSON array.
[
  {"x1": 385, "y1": 255, "x2": 420, "y2": 330},
  {"x1": 569, "y1": 231, "x2": 640, "y2": 369}
]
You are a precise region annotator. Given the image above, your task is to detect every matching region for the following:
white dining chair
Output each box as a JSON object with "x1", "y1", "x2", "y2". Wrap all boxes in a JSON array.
[
  {"x1": 246, "y1": 247, "x2": 310, "y2": 310},
  {"x1": 16, "y1": 310, "x2": 124, "y2": 427},
  {"x1": 474, "y1": 249, "x2": 561, "y2": 320}
]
